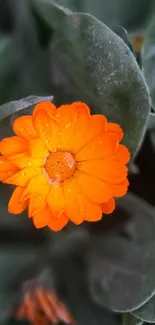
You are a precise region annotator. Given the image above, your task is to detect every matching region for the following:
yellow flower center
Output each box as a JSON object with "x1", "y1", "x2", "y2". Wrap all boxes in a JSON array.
[{"x1": 45, "y1": 150, "x2": 76, "y2": 181}]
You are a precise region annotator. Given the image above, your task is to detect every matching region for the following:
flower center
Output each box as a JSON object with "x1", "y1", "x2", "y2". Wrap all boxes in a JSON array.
[{"x1": 44, "y1": 150, "x2": 76, "y2": 181}]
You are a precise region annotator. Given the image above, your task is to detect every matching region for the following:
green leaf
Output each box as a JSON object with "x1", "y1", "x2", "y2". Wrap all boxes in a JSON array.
[
  {"x1": 142, "y1": 15, "x2": 155, "y2": 111},
  {"x1": 0, "y1": 95, "x2": 53, "y2": 121},
  {"x1": 123, "y1": 313, "x2": 143, "y2": 325},
  {"x1": 0, "y1": 182, "x2": 38, "y2": 231},
  {"x1": 0, "y1": 37, "x2": 12, "y2": 79},
  {"x1": 132, "y1": 293, "x2": 155, "y2": 323},
  {"x1": 51, "y1": 13, "x2": 150, "y2": 157},
  {"x1": 0, "y1": 244, "x2": 47, "y2": 323},
  {"x1": 128, "y1": 162, "x2": 139, "y2": 175},
  {"x1": 32, "y1": 0, "x2": 72, "y2": 30},
  {"x1": 55, "y1": 255, "x2": 119, "y2": 325},
  {"x1": 147, "y1": 112, "x2": 155, "y2": 130},
  {"x1": 0, "y1": 293, "x2": 19, "y2": 324},
  {"x1": 87, "y1": 193, "x2": 155, "y2": 312},
  {"x1": 32, "y1": 0, "x2": 155, "y2": 32},
  {"x1": 0, "y1": 245, "x2": 43, "y2": 291},
  {"x1": 0, "y1": 117, "x2": 14, "y2": 140},
  {"x1": 149, "y1": 129, "x2": 155, "y2": 151},
  {"x1": 0, "y1": 1, "x2": 52, "y2": 104},
  {"x1": 0, "y1": 36, "x2": 17, "y2": 104}
]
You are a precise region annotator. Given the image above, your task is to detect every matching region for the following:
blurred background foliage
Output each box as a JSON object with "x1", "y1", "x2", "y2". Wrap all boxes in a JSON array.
[
  {"x1": 0, "y1": 0, "x2": 154, "y2": 106},
  {"x1": 1, "y1": 1, "x2": 155, "y2": 325}
]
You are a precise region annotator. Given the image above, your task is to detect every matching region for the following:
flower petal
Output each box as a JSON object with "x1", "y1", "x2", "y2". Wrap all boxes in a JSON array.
[
  {"x1": 69, "y1": 113, "x2": 107, "y2": 155},
  {"x1": 115, "y1": 144, "x2": 130, "y2": 164},
  {"x1": 8, "y1": 153, "x2": 44, "y2": 169},
  {"x1": 28, "y1": 139, "x2": 48, "y2": 159},
  {"x1": 76, "y1": 132, "x2": 118, "y2": 161},
  {"x1": 48, "y1": 211, "x2": 69, "y2": 231},
  {"x1": 107, "y1": 123, "x2": 123, "y2": 141},
  {"x1": 74, "y1": 101, "x2": 91, "y2": 115},
  {"x1": 0, "y1": 136, "x2": 27, "y2": 157},
  {"x1": 102, "y1": 197, "x2": 115, "y2": 214},
  {"x1": 55, "y1": 104, "x2": 78, "y2": 149},
  {"x1": 33, "y1": 110, "x2": 58, "y2": 152},
  {"x1": 0, "y1": 156, "x2": 19, "y2": 181},
  {"x1": 33, "y1": 102, "x2": 56, "y2": 118},
  {"x1": 5, "y1": 167, "x2": 41, "y2": 186},
  {"x1": 78, "y1": 158, "x2": 127, "y2": 184},
  {"x1": 0, "y1": 156, "x2": 19, "y2": 176},
  {"x1": 28, "y1": 195, "x2": 46, "y2": 217},
  {"x1": 33, "y1": 206, "x2": 52, "y2": 228},
  {"x1": 65, "y1": 102, "x2": 91, "y2": 153},
  {"x1": 112, "y1": 179, "x2": 129, "y2": 197},
  {"x1": 101, "y1": 159, "x2": 128, "y2": 184},
  {"x1": 64, "y1": 177, "x2": 84, "y2": 225},
  {"x1": 21, "y1": 173, "x2": 50, "y2": 200},
  {"x1": 13, "y1": 116, "x2": 36, "y2": 140},
  {"x1": 47, "y1": 185, "x2": 66, "y2": 217},
  {"x1": 82, "y1": 194, "x2": 102, "y2": 221},
  {"x1": 75, "y1": 170, "x2": 112, "y2": 203},
  {"x1": 80, "y1": 114, "x2": 107, "y2": 148},
  {"x1": 0, "y1": 173, "x2": 10, "y2": 181},
  {"x1": 8, "y1": 186, "x2": 28, "y2": 214},
  {"x1": 33, "y1": 204, "x2": 68, "y2": 231}
]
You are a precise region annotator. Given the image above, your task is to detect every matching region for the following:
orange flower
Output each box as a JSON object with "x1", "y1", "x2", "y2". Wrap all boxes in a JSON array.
[
  {"x1": 15, "y1": 288, "x2": 74, "y2": 325},
  {"x1": 0, "y1": 102, "x2": 130, "y2": 231}
]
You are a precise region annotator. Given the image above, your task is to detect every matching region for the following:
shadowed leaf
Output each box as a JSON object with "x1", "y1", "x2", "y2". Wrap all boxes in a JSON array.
[
  {"x1": 132, "y1": 293, "x2": 155, "y2": 323},
  {"x1": 143, "y1": 15, "x2": 155, "y2": 111},
  {"x1": 51, "y1": 13, "x2": 150, "y2": 157},
  {"x1": 32, "y1": 0, "x2": 72, "y2": 30},
  {"x1": 87, "y1": 193, "x2": 155, "y2": 312},
  {"x1": 0, "y1": 95, "x2": 53, "y2": 120}
]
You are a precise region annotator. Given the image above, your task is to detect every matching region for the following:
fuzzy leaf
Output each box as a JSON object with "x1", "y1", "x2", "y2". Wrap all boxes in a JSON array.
[
  {"x1": 0, "y1": 246, "x2": 43, "y2": 291},
  {"x1": 142, "y1": 16, "x2": 155, "y2": 111},
  {"x1": 55, "y1": 255, "x2": 119, "y2": 325},
  {"x1": 32, "y1": 0, "x2": 72, "y2": 30},
  {"x1": 148, "y1": 112, "x2": 155, "y2": 130},
  {"x1": 0, "y1": 95, "x2": 53, "y2": 120},
  {"x1": 51, "y1": 13, "x2": 150, "y2": 157},
  {"x1": 132, "y1": 294, "x2": 155, "y2": 323},
  {"x1": 87, "y1": 193, "x2": 155, "y2": 312}
]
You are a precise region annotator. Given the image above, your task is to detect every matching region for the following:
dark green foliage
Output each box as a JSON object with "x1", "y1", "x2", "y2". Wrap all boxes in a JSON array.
[
  {"x1": 132, "y1": 294, "x2": 155, "y2": 323},
  {"x1": 0, "y1": 1, "x2": 155, "y2": 325},
  {"x1": 143, "y1": 16, "x2": 155, "y2": 112},
  {"x1": 86, "y1": 194, "x2": 155, "y2": 312},
  {"x1": 50, "y1": 12, "x2": 150, "y2": 157}
]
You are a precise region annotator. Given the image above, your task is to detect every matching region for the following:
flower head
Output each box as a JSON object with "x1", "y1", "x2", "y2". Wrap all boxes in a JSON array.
[
  {"x1": 0, "y1": 102, "x2": 130, "y2": 231},
  {"x1": 15, "y1": 288, "x2": 74, "y2": 325}
]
